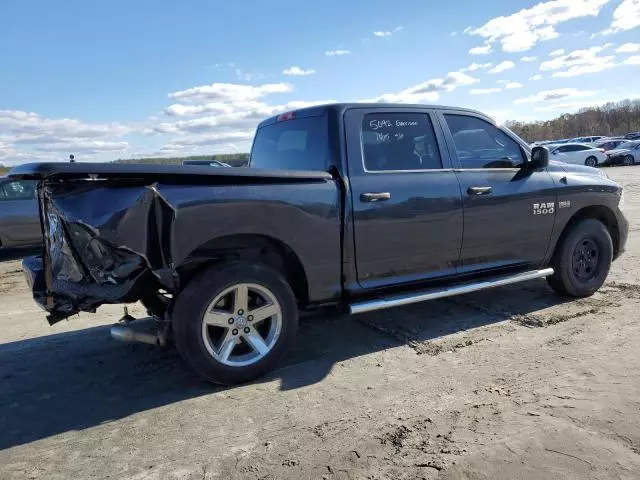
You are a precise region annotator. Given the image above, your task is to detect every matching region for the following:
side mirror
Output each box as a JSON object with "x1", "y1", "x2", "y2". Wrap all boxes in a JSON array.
[{"x1": 530, "y1": 146, "x2": 550, "y2": 169}]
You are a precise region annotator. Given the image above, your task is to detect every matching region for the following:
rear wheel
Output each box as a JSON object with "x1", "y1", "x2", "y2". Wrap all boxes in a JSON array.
[
  {"x1": 547, "y1": 219, "x2": 613, "y2": 297},
  {"x1": 172, "y1": 262, "x2": 298, "y2": 384},
  {"x1": 585, "y1": 156, "x2": 598, "y2": 167},
  {"x1": 623, "y1": 155, "x2": 634, "y2": 166}
]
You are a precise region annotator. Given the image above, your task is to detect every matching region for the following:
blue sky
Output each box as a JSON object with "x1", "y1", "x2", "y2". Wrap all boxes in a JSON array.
[{"x1": 1, "y1": 0, "x2": 639, "y2": 164}]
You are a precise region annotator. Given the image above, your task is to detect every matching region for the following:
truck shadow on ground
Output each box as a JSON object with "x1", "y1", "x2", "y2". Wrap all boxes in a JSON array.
[{"x1": 0, "y1": 281, "x2": 571, "y2": 450}]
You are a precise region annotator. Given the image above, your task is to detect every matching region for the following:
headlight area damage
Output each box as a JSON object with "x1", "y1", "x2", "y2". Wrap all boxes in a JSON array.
[{"x1": 26, "y1": 181, "x2": 176, "y2": 325}]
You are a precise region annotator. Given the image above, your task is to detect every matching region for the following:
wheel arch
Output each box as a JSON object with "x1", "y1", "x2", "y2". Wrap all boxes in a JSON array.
[
  {"x1": 553, "y1": 205, "x2": 621, "y2": 260},
  {"x1": 177, "y1": 233, "x2": 309, "y2": 306}
]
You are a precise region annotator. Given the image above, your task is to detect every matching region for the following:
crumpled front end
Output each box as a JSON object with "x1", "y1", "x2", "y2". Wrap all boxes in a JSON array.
[{"x1": 25, "y1": 181, "x2": 176, "y2": 324}]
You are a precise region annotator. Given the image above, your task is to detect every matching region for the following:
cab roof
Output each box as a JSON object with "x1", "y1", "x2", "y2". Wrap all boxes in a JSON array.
[{"x1": 257, "y1": 103, "x2": 492, "y2": 129}]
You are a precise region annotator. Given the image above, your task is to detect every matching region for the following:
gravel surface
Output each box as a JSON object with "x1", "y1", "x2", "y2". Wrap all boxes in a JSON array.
[{"x1": 1, "y1": 166, "x2": 639, "y2": 480}]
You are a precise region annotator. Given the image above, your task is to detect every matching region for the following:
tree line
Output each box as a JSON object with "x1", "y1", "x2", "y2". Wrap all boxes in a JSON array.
[
  {"x1": 114, "y1": 153, "x2": 249, "y2": 167},
  {"x1": 504, "y1": 99, "x2": 640, "y2": 143}
]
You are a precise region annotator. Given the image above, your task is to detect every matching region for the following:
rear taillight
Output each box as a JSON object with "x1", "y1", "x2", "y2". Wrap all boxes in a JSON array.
[{"x1": 598, "y1": 148, "x2": 605, "y2": 152}]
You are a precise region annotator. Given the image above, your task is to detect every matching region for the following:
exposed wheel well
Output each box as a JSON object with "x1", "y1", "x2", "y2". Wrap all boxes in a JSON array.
[
  {"x1": 177, "y1": 234, "x2": 309, "y2": 306},
  {"x1": 554, "y1": 205, "x2": 620, "y2": 259}
]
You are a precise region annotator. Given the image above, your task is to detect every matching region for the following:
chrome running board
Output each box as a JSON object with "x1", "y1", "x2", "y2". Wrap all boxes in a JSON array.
[{"x1": 349, "y1": 268, "x2": 554, "y2": 315}]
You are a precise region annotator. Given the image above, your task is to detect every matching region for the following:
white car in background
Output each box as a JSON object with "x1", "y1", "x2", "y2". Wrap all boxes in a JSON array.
[
  {"x1": 570, "y1": 135, "x2": 606, "y2": 145},
  {"x1": 548, "y1": 143, "x2": 606, "y2": 167}
]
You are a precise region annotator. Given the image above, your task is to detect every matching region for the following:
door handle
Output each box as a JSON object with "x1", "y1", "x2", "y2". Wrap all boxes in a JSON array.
[
  {"x1": 360, "y1": 192, "x2": 391, "y2": 202},
  {"x1": 467, "y1": 186, "x2": 493, "y2": 195}
]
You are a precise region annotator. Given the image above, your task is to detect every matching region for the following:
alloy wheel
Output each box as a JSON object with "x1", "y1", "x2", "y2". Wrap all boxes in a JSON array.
[{"x1": 201, "y1": 283, "x2": 282, "y2": 367}]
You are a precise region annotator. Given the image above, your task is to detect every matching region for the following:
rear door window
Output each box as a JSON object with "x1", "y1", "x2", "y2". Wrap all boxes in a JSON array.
[
  {"x1": 250, "y1": 114, "x2": 329, "y2": 171},
  {"x1": 361, "y1": 113, "x2": 442, "y2": 171}
]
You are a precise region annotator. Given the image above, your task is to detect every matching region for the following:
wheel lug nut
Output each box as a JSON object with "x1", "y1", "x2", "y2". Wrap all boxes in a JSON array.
[
  {"x1": 238, "y1": 309, "x2": 244, "y2": 315},
  {"x1": 228, "y1": 318, "x2": 234, "y2": 324},
  {"x1": 248, "y1": 315, "x2": 253, "y2": 321},
  {"x1": 232, "y1": 329, "x2": 238, "y2": 335},
  {"x1": 244, "y1": 327, "x2": 250, "y2": 334}
]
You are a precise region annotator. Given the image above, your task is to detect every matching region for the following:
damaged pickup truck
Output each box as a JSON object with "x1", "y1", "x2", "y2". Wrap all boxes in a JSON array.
[{"x1": 11, "y1": 103, "x2": 628, "y2": 384}]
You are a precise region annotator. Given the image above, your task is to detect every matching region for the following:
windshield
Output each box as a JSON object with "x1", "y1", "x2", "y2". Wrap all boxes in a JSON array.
[
  {"x1": 619, "y1": 141, "x2": 639, "y2": 150},
  {"x1": 250, "y1": 114, "x2": 329, "y2": 171}
]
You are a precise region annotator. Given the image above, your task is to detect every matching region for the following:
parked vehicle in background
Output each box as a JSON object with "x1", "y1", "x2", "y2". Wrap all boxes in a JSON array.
[
  {"x1": 183, "y1": 159, "x2": 231, "y2": 167},
  {"x1": 624, "y1": 132, "x2": 640, "y2": 140},
  {"x1": 594, "y1": 138, "x2": 627, "y2": 152},
  {"x1": 0, "y1": 177, "x2": 41, "y2": 248},
  {"x1": 571, "y1": 136, "x2": 606, "y2": 145},
  {"x1": 12, "y1": 103, "x2": 628, "y2": 384},
  {"x1": 549, "y1": 143, "x2": 606, "y2": 167},
  {"x1": 605, "y1": 141, "x2": 640, "y2": 166}
]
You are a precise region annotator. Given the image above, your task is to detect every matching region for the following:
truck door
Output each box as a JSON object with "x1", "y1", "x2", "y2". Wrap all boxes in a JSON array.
[
  {"x1": 436, "y1": 111, "x2": 556, "y2": 273},
  {"x1": 345, "y1": 108, "x2": 463, "y2": 289}
]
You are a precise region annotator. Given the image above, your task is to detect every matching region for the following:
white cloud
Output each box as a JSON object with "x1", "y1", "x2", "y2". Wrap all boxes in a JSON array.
[
  {"x1": 521, "y1": 56, "x2": 537, "y2": 62},
  {"x1": 505, "y1": 81, "x2": 524, "y2": 89},
  {"x1": 0, "y1": 110, "x2": 132, "y2": 164},
  {"x1": 470, "y1": 88, "x2": 502, "y2": 95},
  {"x1": 469, "y1": 44, "x2": 492, "y2": 55},
  {"x1": 30, "y1": 139, "x2": 129, "y2": 154},
  {"x1": 450, "y1": 31, "x2": 458, "y2": 36},
  {"x1": 373, "y1": 26, "x2": 403, "y2": 37},
  {"x1": 0, "y1": 110, "x2": 129, "y2": 138},
  {"x1": 624, "y1": 55, "x2": 640, "y2": 64},
  {"x1": 168, "y1": 82, "x2": 292, "y2": 102},
  {"x1": 157, "y1": 79, "x2": 336, "y2": 155},
  {"x1": 462, "y1": 62, "x2": 493, "y2": 72},
  {"x1": 513, "y1": 88, "x2": 598, "y2": 104},
  {"x1": 530, "y1": 74, "x2": 543, "y2": 80},
  {"x1": 617, "y1": 42, "x2": 640, "y2": 53},
  {"x1": 601, "y1": 0, "x2": 640, "y2": 34},
  {"x1": 466, "y1": 0, "x2": 610, "y2": 52},
  {"x1": 549, "y1": 48, "x2": 565, "y2": 56},
  {"x1": 488, "y1": 61, "x2": 515, "y2": 73},
  {"x1": 365, "y1": 70, "x2": 479, "y2": 103},
  {"x1": 325, "y1": 49, "x2": 351, "y2": 56},
  {"x1": 282, "y1": 66, "x2": 316, "y2": 76},
  {"x1": 540, "y1": 46, "x2": 617, "y2": 77}
]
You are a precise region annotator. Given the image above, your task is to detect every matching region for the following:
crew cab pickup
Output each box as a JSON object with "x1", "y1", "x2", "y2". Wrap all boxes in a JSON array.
[{"x1": 11, "y1": 103, "x2": 628, "y2": 384}]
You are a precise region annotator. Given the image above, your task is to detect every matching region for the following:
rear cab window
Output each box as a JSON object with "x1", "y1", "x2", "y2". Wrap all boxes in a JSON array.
[{"x1": 250, "y1": 112, "x2": 329, "y2": 171}]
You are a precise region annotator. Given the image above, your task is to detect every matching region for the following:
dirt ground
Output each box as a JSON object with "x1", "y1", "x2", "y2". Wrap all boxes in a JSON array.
[{"x1": 1, "y1": 167, "x2": 640, "y2": 480}]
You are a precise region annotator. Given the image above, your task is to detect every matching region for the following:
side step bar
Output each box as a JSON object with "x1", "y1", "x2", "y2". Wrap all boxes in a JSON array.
[{"x1": 349, "y1": 268, "x2": 554, "y2": 315}]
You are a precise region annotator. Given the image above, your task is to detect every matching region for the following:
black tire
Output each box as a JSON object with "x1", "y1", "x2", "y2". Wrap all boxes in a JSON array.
[
  {"x1": 623, "y1": 155, "x2": 634, "y2": 166},
  {"x1": 585, "y1": 156, "x2": 598, "y2": 167},
  {"x1": 547, "y1": 219, "x2": 613, "y2": 297},
  {"x1": 172, "y1": 262, "x2": 298, "y2": 385}
]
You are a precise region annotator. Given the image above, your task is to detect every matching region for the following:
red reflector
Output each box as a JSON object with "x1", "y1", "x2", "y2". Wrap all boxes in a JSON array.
[{"x1": 277, "y1": 111, "x2": 296, "y2": 122}]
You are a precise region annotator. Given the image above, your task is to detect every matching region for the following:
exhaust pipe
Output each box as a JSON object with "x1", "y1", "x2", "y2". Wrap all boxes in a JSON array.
[{"x1": 110, "y1": 323, "x2": 166, "y2": 346}]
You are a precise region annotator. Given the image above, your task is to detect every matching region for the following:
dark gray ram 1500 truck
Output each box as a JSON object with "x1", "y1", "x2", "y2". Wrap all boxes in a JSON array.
[{"x1": 11, "y1": 103, "x2": 629, "y2": 384}]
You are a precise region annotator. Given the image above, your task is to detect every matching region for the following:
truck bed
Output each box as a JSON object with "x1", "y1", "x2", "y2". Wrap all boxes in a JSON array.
[{"x1": 11, "y1": 163, "x2": 341, "y2": 324}]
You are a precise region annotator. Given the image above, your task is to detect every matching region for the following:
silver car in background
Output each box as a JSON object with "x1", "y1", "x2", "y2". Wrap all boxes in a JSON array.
[{"x1": 0, "y1": 177, "x2": 41, "y2": 248}]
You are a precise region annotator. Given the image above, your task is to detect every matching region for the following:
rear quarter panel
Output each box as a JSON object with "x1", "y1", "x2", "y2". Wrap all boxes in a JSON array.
[{"x1": 45, "y1": 178, "x2": 342, "y2": 304}]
